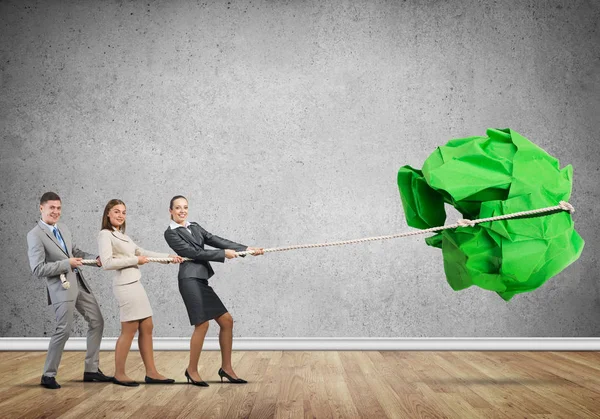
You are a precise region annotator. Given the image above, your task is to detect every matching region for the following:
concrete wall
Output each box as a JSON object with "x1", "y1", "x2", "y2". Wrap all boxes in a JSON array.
[{"x1": 1, "y1": 0, "x2": 598, "y2": 339}]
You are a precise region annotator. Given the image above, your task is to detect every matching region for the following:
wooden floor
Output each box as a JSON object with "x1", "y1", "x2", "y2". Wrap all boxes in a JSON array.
[{"x1": 1, "y1": 351, "x2": 599, "y2": 418}]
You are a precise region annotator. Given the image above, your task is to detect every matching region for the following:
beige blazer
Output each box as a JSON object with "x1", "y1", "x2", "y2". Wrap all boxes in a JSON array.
[{"x1": 98, "y1": 229, "x2": 169, "y2": 286}]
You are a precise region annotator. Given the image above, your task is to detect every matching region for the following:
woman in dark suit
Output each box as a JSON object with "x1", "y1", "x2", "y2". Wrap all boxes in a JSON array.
[{"x1": 164, "y1": 195, "x2": 263, "y2": 386}]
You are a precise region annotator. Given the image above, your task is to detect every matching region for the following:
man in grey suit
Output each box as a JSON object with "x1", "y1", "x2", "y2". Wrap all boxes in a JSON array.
[{"x1": 27, "y1": 192, "x2": 112, "y2": 389}]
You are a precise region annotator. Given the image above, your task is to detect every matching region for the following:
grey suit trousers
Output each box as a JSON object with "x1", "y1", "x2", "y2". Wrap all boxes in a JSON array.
[{"x1": 43, "y1": 276, "x2": 104, "y2": 377}]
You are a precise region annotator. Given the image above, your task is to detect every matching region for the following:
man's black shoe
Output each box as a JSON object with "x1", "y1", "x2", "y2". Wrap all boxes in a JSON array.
[
  {"x1": 41, "y1": 375, "x2": 61, "y2": 389},
  {"x1": 83, "y1": 368, "x2": 113, "y2": 382}
]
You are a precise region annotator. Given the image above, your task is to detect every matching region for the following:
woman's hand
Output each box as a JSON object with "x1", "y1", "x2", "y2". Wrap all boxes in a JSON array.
[
  {"x1": 170, "y1": 255, "x2": 184, "y2": 264},
  {"x1": 224, "y1": 249, "x2": 238, "y2": 259},
  {"x1": 137, "y1": 256, "x2": 149, "y2": 265},
  {"x1": 247, "y1": 247, "x2": 265, "y2": 256}
]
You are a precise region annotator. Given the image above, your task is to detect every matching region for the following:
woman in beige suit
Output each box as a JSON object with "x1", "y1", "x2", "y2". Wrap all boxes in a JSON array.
[{"x1": 98, "y1": 199, "x2": 183, "y2": 386}]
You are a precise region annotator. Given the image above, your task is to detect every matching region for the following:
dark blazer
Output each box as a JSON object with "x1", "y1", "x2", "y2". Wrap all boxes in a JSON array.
[{"x1": 164, "y1": 222, "x2": 247, "y2": 280}]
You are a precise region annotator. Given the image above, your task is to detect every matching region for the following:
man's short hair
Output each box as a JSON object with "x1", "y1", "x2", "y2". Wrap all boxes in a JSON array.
[{"x1": 40, "y1": 192, "x2": 61, "y2": 205}]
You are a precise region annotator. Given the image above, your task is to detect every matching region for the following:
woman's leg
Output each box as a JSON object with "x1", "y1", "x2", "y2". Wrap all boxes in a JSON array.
[
  {"x1": 138, "y1": 316, "x2": 167, "y2": 379},
  {"x1": 187, "y1": 321, "x2": 209, "y2": 381},
  {"x1": 214, "y1": 312, "x2": 238, "y2": 378},
  {"x1": 114, "y1": 320, "x2": 139, "y2": 381}
]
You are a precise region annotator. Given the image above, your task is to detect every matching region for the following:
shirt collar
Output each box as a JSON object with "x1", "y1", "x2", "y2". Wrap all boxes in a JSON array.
[
  {"x1": 169, "y1": 220, "x2": 191, "y2": 230},
  {"x1": 40, "y1": 219, "x2": 57, "y2": 231}
]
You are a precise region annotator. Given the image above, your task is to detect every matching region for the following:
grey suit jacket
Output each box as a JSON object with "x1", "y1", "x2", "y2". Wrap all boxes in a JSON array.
[
  {"x1": 164, "y1": 222, "x2": 247, "y2": 280},
  {"x1": 27, "y1": 221, "x2": 97, "y2": 305}
]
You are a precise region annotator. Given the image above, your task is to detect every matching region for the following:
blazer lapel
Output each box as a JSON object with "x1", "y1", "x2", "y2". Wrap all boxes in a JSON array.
[
  {"x1": 189, "y1": 224, "x2": 204, "y2": 245},
  {"x1": 111, "y1": 230, "x2": 130, "y2": 243},
  {"x1": 38, "y1": 221, "x2": 69, "y2": 257},
  {"x1": 175, "y1": 226, "x2": 200, "y2": 247},
  {"x1": 60, "y1": 224, "x2": 72, "y2": 257}
]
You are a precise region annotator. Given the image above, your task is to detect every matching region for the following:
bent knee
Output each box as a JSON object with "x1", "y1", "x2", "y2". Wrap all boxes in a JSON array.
[
  {"x1": 53, "y1": 326, "x2": 71, "y2": 341},
  {"x1": 120, "y1": 330, "x2": 137, "y2": 339},
  {"x1": 194, "y1": 321, "x2": 209, "y2": 331},
  {"x1": 90, "y1": 317, "x2": 104, "y2": 331},
  {"x1": 219, "y1": 313, "x2": 234, "y2": 329},
  {"x1": 139, "y1": 319, "x2": 154, "y2": 335},
  {"x1": 120, "y1": 324, "x2": 139, "y2": 338}
]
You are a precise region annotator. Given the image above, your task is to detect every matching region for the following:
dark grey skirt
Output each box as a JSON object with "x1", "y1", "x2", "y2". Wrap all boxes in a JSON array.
[{"x1": 178, "y1": 277, "x2": 228, "y2": 325}]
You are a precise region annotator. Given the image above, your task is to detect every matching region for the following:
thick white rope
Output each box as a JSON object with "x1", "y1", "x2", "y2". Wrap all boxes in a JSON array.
[
  {"x1": 236, "y1": 200, "x2": 574, "y2": 256},
  {"x1": 80, "y1": 257, "x2": 182, "y2": 265},
  {"x1": 77, "y1": 200, "x2": 574, "y2": 263},
  {"x1": 60, "y1": 201, "x2": 572, "y2": 290},
  {"x1": 63, "y1": 257, "x2": 182, "y2": 289}
]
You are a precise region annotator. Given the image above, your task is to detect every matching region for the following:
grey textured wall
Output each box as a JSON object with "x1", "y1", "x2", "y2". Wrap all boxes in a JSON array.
[{"x1": 1, "y1": 0, "x2": 598, "y2": 339}]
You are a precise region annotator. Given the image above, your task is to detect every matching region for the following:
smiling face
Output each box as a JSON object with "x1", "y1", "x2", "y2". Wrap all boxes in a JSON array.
[
  {"x1": 170, "y1": 198, "x2": 188, "y2": 224},
  {"x1": 107, "y1": 204, "x2": 126, "y2": 229},
  {"x1": 40, "y1": 200, "x2": 62, "y2": 225}
]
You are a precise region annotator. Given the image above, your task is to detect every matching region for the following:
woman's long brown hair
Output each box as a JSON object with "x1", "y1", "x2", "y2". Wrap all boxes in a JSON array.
[{"x1": 101, "y1": 199, "x2": 127, "y2": 232}]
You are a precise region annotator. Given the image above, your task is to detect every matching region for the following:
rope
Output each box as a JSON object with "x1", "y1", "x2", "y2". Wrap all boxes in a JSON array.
[
  {"x1": 80, "y1": 257, "x2": 184, "y2": 265},
  {"x1": 78, "y1": 201, "x2": 574, "y2": 264},
  {"x1": 236, "y1": 200, "x2": 574, "y2": 256},
  {"x1": 67, "y1": 258, "x2": 181, "y2": 288}
]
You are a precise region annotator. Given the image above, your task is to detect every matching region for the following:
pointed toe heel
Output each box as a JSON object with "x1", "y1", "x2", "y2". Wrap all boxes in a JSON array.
[
  {"x1": 184, "y1": 369, "x2": 209, "y2": 387},
  {"x1": 218, "y1": 368, "x2": 247, "y2": 384}
]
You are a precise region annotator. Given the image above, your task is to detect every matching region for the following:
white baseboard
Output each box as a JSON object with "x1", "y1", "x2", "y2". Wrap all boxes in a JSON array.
[{"x1": 1, "y1": 337, "x2": 599, "y2": 351}]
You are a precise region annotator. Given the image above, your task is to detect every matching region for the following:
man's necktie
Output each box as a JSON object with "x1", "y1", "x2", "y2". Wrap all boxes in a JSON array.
[{"x1": 53, "y1": 227, "x2": 68, "y2": 255}]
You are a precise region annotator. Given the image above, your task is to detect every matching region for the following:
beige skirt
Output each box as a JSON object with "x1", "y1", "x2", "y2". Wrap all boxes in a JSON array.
[{"x1": 113, "y1": 280, "x2": 153, "y2": 322}]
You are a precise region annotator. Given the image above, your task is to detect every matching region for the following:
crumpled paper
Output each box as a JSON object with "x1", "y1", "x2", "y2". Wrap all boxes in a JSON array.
[{"x1": 397, "y1": 128, "x2": 584, "y2": 300}]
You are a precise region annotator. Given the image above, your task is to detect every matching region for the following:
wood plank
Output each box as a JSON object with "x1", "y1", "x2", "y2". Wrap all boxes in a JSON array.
[
  {"x1": 0, "y1": 350, "x2": 598, "y2": 418},
  {"x1": 339, "y1": 352, "x2": 387, "y2": 419}
]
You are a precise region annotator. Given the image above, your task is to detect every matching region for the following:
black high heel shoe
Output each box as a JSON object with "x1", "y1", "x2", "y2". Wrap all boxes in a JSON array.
[
  {"x1": 184, "y1": 369, "x2": 209, "y2": 387},
  {"x1": 218, "y1": 368, "x2": 247, "y2": 384}
]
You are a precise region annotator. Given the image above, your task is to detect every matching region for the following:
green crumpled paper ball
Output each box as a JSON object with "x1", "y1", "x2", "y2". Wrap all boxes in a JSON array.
[{"x1": 397, "y1": 128, "x2": 584, "y2": 300}]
